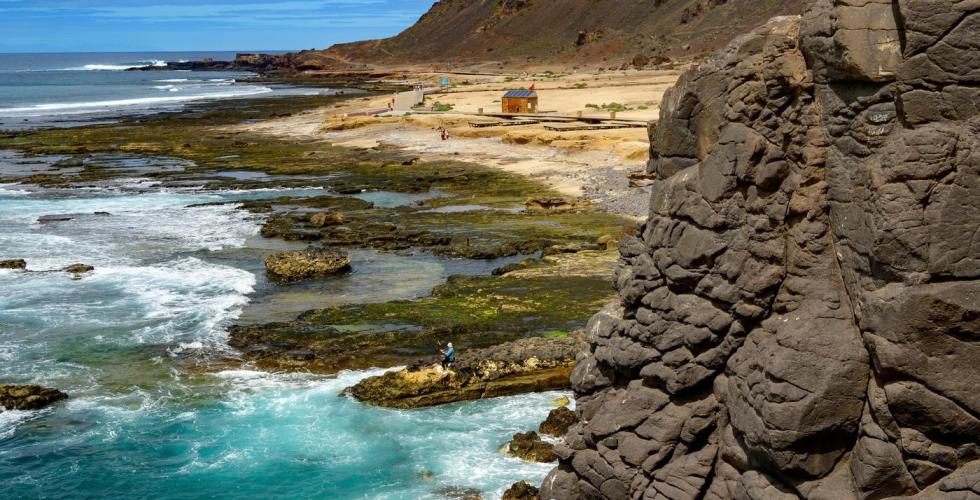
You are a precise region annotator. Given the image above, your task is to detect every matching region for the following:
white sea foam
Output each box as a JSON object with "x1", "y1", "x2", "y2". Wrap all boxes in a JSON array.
[
  {"x1": 0, "y1": 86, "x2": 273, "y2": 117},
  {"x1": 154, "y1": 78, "x2": 190, "y2": 83},
  {"x1": 0, "y1": 410, "x2": 34, "y2": 440},
  {"x1": 59, "y1": 60, "x2": 168, "y2": 71},
  {"x1": 0, "y1": 183, "x2": 31, "y2": 196}
]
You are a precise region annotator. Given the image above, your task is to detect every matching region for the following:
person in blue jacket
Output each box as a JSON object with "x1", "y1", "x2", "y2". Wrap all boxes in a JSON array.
[{"x1": 440, "y1": 342, "x2": 456, "y2": 370}]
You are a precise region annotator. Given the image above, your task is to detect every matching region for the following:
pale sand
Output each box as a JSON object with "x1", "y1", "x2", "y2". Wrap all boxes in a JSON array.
[{"x1": 231, "y1": 69, "x2": 680, "y2": 216}]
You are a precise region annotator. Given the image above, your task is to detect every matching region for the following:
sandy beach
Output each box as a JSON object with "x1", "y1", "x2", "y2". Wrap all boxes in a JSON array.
[{"x1": 234, "y1": 69, "x2": 681, "y2": 217}]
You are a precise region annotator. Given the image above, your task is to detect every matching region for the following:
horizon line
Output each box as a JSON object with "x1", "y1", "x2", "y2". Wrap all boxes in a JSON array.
[{"x1": 0, "y1": 49, "x2": 305, "y2": 55}]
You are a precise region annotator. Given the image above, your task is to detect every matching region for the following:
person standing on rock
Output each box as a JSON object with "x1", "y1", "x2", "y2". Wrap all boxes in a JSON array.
[{"x1": 440, "y1": 342, "x2": 455, "y2": 370}]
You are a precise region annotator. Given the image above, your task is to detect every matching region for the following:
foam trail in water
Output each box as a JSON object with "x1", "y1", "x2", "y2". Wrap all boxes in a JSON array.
[{"x1": 0, "y1": 86, "x2": 273, "y2": 117}]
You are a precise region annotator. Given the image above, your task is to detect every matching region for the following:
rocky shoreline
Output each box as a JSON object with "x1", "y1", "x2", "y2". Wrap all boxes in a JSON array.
[
  {"x1": 344, "y1": 335, "x2": 586, "y2": 409},
  {"x1": 0, "y1": 85, "x2": 629, "y2": 413}
]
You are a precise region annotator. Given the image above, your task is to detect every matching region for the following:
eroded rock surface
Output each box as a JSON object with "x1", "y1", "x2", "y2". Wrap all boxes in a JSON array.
[
  {"x1": 0, "y1": 384, "x2": 68, "y2": 412},
  {"x1": 540, "y1": 406, "x2": 579, "y2": 438},
  {"x1": 508, "y1": 431, "x2": 559, "y2": 463},
  {"x1": 264, "y1": 247, "x2": 351, "y2": 284},
  {"x1": 542, "y1": 3, "x2": 980, "y2": 498},
  {"x1": 503, "y1": 480, "x2": 541, "y2": 500},
  {"x1": 345, "y1": 336, "x2": 586, "y2": 408},
  {"x1": 63, "y1": 263, "x2": 94, "y2": 274}
]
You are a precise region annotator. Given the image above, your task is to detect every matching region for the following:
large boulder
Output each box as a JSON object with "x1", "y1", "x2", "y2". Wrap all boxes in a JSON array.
[
  {"x1": 507, "y1": 431, "x2": 558, "y2": 463},
  {"x1": 542, "y1": 3, "x2": 980, "y2": 499},
  {"x1": 63, "y1": 263, "x2": 94, "y2": 274},
  {"x1": 539, "y1": 406, "x2": 578, "y2": 438},
  {"x1": 264, "y1": 247, "x2": 351, "y2": 284},
  {"x1": 0, "y1": 259, "x2": 27, "y2": 270},
  {"x1": 0, "y1": 384, "x2": 68, "y2": 411},
  {"x1": 502, "y1": 481, "x2": 540, "y2": 500}
]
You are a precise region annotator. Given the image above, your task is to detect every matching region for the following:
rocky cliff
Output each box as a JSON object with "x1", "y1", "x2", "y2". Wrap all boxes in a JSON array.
[{"x1": 541, "y1": 1, "x2": 980, "y2": 498}]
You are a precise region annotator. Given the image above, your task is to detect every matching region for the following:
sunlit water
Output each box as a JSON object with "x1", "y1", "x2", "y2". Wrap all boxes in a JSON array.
[{"x1": 0, "y1": 167, "x2": 561, "y2": 499}]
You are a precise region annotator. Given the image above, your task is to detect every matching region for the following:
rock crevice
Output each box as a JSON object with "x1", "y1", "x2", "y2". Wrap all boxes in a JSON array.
[{"x1": 542, "y1": 2, "x2": 979, "y2": 498}]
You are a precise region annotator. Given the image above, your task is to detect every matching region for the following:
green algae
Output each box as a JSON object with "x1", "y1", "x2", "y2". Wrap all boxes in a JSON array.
[
  {"x1": 229, "y1": 270, "x2": 612, "y2": 373},
  {"x1": 2, "y1": 91, "x2": 629, "y2": 376},
  {"x1": 227, "y1": 258, "x2": 616, "y2": 373}
]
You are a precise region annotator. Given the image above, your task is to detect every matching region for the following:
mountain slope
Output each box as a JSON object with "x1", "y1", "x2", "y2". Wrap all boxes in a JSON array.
[{"x1": 320, "y1": 0, "x2": 806, "y2": 68}]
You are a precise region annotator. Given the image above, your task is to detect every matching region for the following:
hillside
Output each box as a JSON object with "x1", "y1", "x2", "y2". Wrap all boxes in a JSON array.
[{"x1": 315, "y1": 0, "x2": 806, "y2": 69}]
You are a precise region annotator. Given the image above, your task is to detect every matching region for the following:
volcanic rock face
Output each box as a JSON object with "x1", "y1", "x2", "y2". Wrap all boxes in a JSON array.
[
  {"x1": 540, "y1": 406, "x2": 579, "y2": 438},
  {"x1": 542, "y1": 2, "x2": 979, "y2": 498}
]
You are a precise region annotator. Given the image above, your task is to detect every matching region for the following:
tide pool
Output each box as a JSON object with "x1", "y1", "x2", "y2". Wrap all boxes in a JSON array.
[{"x1": 0, "y1": 177, "x2": 561, "y2": 499}]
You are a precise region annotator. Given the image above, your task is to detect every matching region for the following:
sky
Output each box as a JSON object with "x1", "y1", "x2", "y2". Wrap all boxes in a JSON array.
[{"x1": 0, "y1": 0, "x2": 436, "y2": 53}]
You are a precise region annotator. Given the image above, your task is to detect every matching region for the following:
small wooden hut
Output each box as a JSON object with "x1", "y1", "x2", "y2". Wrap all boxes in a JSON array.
[{"x1": 501, "y1": 89, "x2": 538, "y2": 113}]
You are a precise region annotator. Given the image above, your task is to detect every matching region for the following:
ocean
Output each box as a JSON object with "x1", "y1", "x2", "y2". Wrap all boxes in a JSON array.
[
  {"x1": 0, "y1": 52, "x2": 319, "y2": 129},
  {"x1": 0, "y1": 54, "x2": 562, "y2": 499}
]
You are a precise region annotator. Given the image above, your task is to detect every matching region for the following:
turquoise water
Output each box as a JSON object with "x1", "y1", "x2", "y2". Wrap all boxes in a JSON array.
[{"x1": 0, "y1": 175, "x2": 562, "y2": 499}]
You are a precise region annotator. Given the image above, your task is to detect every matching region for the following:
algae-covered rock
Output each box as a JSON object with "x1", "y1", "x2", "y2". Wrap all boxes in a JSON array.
[
  {"x1": 0, "y1": 384, "x2": 68, "y2": 411},
  {"x1": 502, "y1": 481, "x2": 540, "y2": 500},
  {"x1": 0, "y1": 259, "x2": 27, "y2": 270},
  {"x1": 264, "y1": 247, "x2": 351, "y2": 284},
  {"x1": 344, "y1": 336, "x2": 586, "y2": 408},
  {"x1": 539, "y1": 406, "x2": 577, "y2": 437},
  {"x1": 506, "y1": 431, "x2": 557, "y2": 463},
  {"x1": 63, "y1": 263, "x2": 94, "y2": 274}
]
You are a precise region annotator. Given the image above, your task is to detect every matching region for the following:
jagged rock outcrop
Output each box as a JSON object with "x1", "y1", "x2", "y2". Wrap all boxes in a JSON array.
[
  {"x1": 541, "y1": 406, "x2": 580, "y2": 438},
  {"x1": 0, "y1": 384, "x2": 68, "y2": 412},
  {"x1": 504, "y1": 481, "x2": 542, "y2": 500},
  {"x1": 345, "y1": 336, "x2": 585, "y2": 408},
  {"x1": 542, "y1": 2, "x2": 979, "y2": 498},
  {"x1": 507, "y1": 431, "x2": 559, "y2": 463}
]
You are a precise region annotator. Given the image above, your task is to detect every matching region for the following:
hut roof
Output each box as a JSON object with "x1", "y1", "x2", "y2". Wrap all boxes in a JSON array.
[{"x1": 503, "y1": 89, "x2": 537, "y2": 98}]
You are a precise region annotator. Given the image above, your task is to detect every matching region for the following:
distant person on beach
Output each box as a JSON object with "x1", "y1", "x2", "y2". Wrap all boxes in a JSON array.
[{"x1": 440, "y1": 342, "x2": 455, "y2": 370}]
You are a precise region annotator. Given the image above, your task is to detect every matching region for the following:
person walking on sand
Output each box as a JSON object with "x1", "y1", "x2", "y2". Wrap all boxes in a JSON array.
[{"x1": 440, "y1": 342, "x2": 456, "y2": 370}]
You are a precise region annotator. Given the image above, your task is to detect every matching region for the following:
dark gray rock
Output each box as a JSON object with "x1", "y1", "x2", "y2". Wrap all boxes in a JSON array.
[{"x1": 541, "y1": 3, "x2": 980, "y2": 498}]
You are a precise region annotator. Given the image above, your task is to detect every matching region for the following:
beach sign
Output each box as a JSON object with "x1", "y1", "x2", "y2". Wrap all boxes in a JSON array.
[{"x1": 440, "y1": 78, "x2": 450, "y2": 86}]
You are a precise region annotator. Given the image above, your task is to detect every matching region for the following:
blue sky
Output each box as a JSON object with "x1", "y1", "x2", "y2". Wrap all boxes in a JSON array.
[{"x1": 0, "y1": 0, "x2": 435, "y2": 53}]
